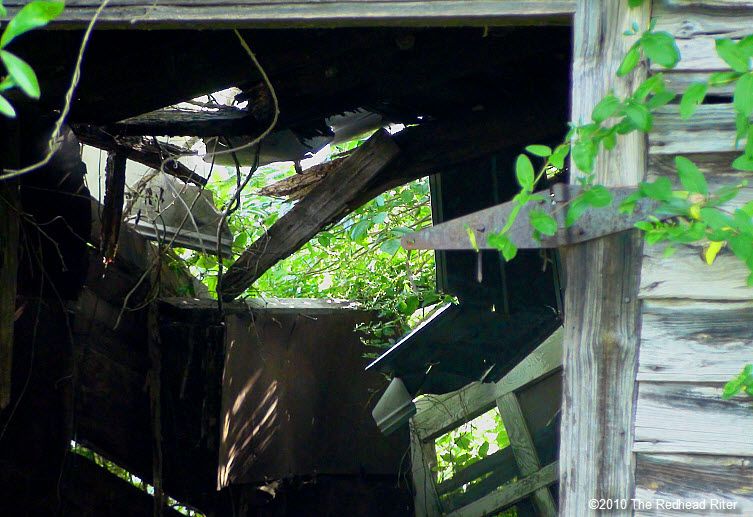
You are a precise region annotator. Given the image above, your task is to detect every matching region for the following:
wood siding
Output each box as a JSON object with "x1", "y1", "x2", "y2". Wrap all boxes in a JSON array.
[
  {"x1": 1, "y1": 0, "x2": 574, "y2": 28},
  {"x1": 633, "y1": 1, "x2": 753, "y2": 513}
]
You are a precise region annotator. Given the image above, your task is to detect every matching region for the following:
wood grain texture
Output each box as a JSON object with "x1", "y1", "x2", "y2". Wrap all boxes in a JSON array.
[
  {"x1": 1, "y1": 1, "x2": 576, "y2": 28},
  {"x1": 635, "y1": 453, "x2": 753, "y2": 516},
  {"x1": 561, "y1": 1, "x2": 648, "y2": 515},
  {"x1": 445, "y1": 461, "x2": 558, "y2": 517},
  {"x1": 634, "y1": 382, "x2": 753, "y2": 455},
  {"x1": 413, "y1": 382, "x2": 497, "y2": 441},
  {"x1": 495, "y1": 327, "x2": 563, "y2": 399},
  {"x1": 639, "y1": 299, "x2": 753, "y2": 382},
  {"x1": 650, "y1": 104, "x2": 748, "y2": 155},
  {"x1": 654, "y1": 1, "x2": 753, "y2": 40},
  {"x1": 496, "y1": 393, "x2": 557, "y2": 516},
  {"x1": 640, "y1": 243, "x2": 753, "y2": 300},
  {"x1": 220, "y1": 129, "x2": 399, "y2": 299},
  {"x1": 410, "y1": 422, "x2": 443, "y2": 517}
]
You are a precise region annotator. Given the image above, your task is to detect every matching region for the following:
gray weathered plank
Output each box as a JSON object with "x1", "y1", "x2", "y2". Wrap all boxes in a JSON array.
[
  {"x1": 639, "y1": 299, "x2": 753, "y2": 382},
  {"x1": 561, "y1": 1, "x2": 648, "y2": 515},
  {"x1": 445, "y1": 461, "x2": 558, "y2": 517},
  {"x1": 496, "y1": 393, "x2": 557, "y2": 516},
  {"x1": 654, "y1": 1, "x2": 753, "y2": 40},
  {"x1": 1, "y1": 1, "x2": 576, "y2": 28},
  {"x1": 410, "y1": 423, "x2": 443, "y2": 517},
  {"x1": 413, "y1": 382, "x2": 497, "y2": 442},
  {"x1": 634, "y1": 453, "x2": 753, "y2": 516},
  {"x1": 662, "y1": 71, "x2": 734, "y2": 96},
  {"x1": 650, "y1": 104, "x2": 749, "y2": 155},
  {"x1": 634, "y1": 382, "x2": 753, "y2": 455},
  {"x1": 495, "y1": 327, "x2": 563, "y2": 399},
  {"x1": 640, "y1": 243, "x2": 753, "y2": 301}
]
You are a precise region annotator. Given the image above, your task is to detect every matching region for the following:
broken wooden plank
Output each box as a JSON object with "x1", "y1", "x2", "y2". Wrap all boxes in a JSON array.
[
  {"x1": 412, "y1": 382, "x2": 498, "y2": 442},
  {"x1": 634, "y1": 453, "x2": 753, "y2": 517},
  {"x1": 101, "y1": 152, "x2": 127, "y2": 262},
  {"x1": 74, "y1": 126, "x2": 207, "y2": 186},
  {"x1": 496, "y1": 393, "x2": 557, "y2": 516},
  {"x1": 257, "y1": 155, "x2": 349, "y2": 200},
  {"x1": 634, "y1": 382, "x2": 753, "y2": 455},
  {"x1": 220, "y1": 129, "x2": 399, "y2": 299},
  {"x1": 446, "y1": 461, "x2": 558, "y2": 517},
  {"x1": 638, "y1": 299, "x2": 753, "y2": 382},
  {"x1": 110, "y1": 107, "x2": 264, "y2": 137},
  {"x1": 560, "y1": 1, "x2": 648, "y2": 515},
  {"x1": 410, "y1": 423, "x2": 443, "y2": 517},
  {"x1": 1, "y1": 1, "x2": 576, "y2": 29}
]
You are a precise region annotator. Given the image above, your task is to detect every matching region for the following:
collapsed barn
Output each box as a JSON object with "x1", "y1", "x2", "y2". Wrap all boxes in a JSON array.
[{"x1": 2, "y1": 1, "x2": 753, "y2": 517}]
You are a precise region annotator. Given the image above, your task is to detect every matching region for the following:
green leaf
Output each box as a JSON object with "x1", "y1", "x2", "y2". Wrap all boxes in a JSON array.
[
  {"x1": 582, "y1": 185, "x2": 613, "y2": 207},
  {"x1": 379, "y1": 238, "x2": 401, "y2": 255},
  {"x1": 709, "y1": 71, "x2": 742, "y2": 86},
  {"x1": 640, "y1": 177, "x2": 673, "y2": 201},
  {"x1": 529, "y1": 210, "x2": 558, "y2": 236},
  {"x1": 640, "y1": 31, "x2": 681, "y2": 69},
  {"x1": 465, "y1": 225, "x2": 479, "y2": 253},
  {"x1": 700, "y1": 207, "x2": 734, "y2": 231},
  {"x1": 572, "y1": 138, "x2": 596, "y2": 173},
  {"x1": 716, "y1": 38, "x2": 750, "y2": 73},
  {"x1": 0, "y1": 50, "x2": 39, "y2": 98},
  {"x1": 0, "y1": 94, "x2": 15, "y2": 117},
  {"x1": 732, "y1": 154, "x2": 753, "y2": 171},
  {"x1": 0, "y1": 1, "x2": 65, "y2": 49},
  {"x1": 734, "y1": 72, "x2": 753, "y2": 118},
  {"x1": 525, "y1": 144, "x2": 551, "y2": 157},
  {"x1": 617, "y1": 45, "x2": 641, "y2": 77},
  {"x1": 515, "y1": 154, "x2": 535, "y2": 192},
  {"x1": 591, "y1": 94, "x2": 621, "y2": 123},
  {"x1": 624, "y1": 101, "x2": 652, "y2": 132},
  {"x1": 680, "y1": 82, "x2": 708, "y2": 120},
  {"x1": 549, "y1": 144, "x2": 570, "y2": 170},
  {"x1": 674, "y1": 156, "x2": 708, "y2": 195},
  {"x1": 628, "y1": 0, "x2": 644, "y2": 6},
  {"x1": 723, "y1": 377, "x2": 743, "y2": 399},
  {"x1": 565, "y1": 197, "x2": 589, "y2": 227},
  {"x1": 647, "y1": 90, "x2": 676, "y2": 110},
  {"x1": 487, "y1": 233, "x2": 517, "y2": 261}
]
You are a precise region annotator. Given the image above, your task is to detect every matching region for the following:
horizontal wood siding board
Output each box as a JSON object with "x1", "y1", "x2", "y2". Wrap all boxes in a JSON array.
[
  {"x1": 654, "y1": 1, "x2": 753, "y2": 40},
  {"x1": 638, "y1": 300, "x2": 753, "y2": 382},
  {"x1": 639, "y1": 243, "x2": 753, "y2": 300},
  {"x1": 1, "y1": 1, "x2": 576, "y2": 28},
  {"x1": 494, "y1": 327, "x2": 563, "y2": 399},
  {"x1": 662, "y1": 71, "x2": 734, "y2": 96},
  {"x1": 413, "y1": 382, "x2": 498, "y2": 441},
  {"x1": 445, "y1": 461, "x2": 558, "y2": 517},
  {"x1": 635, "y1": 453, "x2": 753, "y2": 516},
  {"x1": 634, "y1": 382, "x2": 753, "y2": 455},
  {"x1": 650, "y1": 104, "x2": 748, "y2": 155},
  {"x1": 648, "y1": 152, "x2": 749, "y2": 180}
]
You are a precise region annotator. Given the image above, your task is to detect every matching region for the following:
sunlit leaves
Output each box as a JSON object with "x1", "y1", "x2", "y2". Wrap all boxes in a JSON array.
[
  {"x1": 515, "y1": 154, "x2": 535, "y2": 192},
  {"x1": 675, "y1": 156, "x2": 708, "y2": 195},
  {"x1": 0, "y1": 1, "x2": 64, "y2": 49},
  {"x1": 0, "y1": 94, "x2": 15, "y2": 117},
  {"x1": 617, "y1": 45, "x2": 641, "y2": 77},
  {"x1": 640, "y1": 31, "x2": 680, "y2": 69},
  {"x1": 525, "y1": 144, "x2": 551, "y2": 157},
  {"x1": 529, "y1": 210, "x2": 557, "y2": 236},
  {"x1": 716, "y1": 38, "x2": 751, "y2": 73},
  {"x1": 0, "y1": 50, "x2": 39, "y2": 98},
  {"x1": 723, "y1": 365, "x2": 753, "y2": 399},
  {"x1": 487, "y1": 232, "x2": 517, "y2": 261},
  {"x1": 734, "y1": 72, "x2": 753, "y2": 119},
  {"x1": 680, "y1": 82, "x2": 707, "y2": 120},
  {"x1": 591, "y1": 94, "x2": 621, "y2": 123},
  {"x1": 624, "y1": 100, "x2": 652, "y2": 131}
]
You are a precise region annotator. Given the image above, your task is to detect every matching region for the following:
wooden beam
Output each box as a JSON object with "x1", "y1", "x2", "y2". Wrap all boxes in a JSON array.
[
  {"x1": 409, "y1": 423, "x2": 443, "y2": 517},
  {"x1": 496, "y1": 393, "x2": 557, "y2": 516},
  {"x1": 1, "y1": 1, "x2": 575, "y2": 29},
  {"x1": 110, "y1": 107, "x2": 264, "y2": 138},
  {"x1": 73, "y1": 126, "x2": 207, "y2": 186},
  {"x1": 101, "y1": 152, "x2": 127, "y2": 262},
  {"x1": 559, "y1": 1, "x2": 649, "y2": 515},
  {"x1": 220, "y1": 128, "x2": 399, "y2": 299}
]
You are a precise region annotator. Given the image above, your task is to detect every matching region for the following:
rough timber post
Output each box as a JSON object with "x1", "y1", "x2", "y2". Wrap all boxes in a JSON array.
[{"x1": 560, "y1": 1, "x2": 649, "y2": 515}]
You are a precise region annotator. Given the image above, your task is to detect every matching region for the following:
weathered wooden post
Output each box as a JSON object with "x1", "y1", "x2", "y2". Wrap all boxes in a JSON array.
[{"x1": 560, "y1": 1, "x2": 649, "y2": 515}]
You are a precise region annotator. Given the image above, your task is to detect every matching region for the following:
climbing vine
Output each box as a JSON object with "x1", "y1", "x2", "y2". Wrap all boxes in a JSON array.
[{"x1": 485, "y1": 0, "x2": 753, "y2": 397}]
